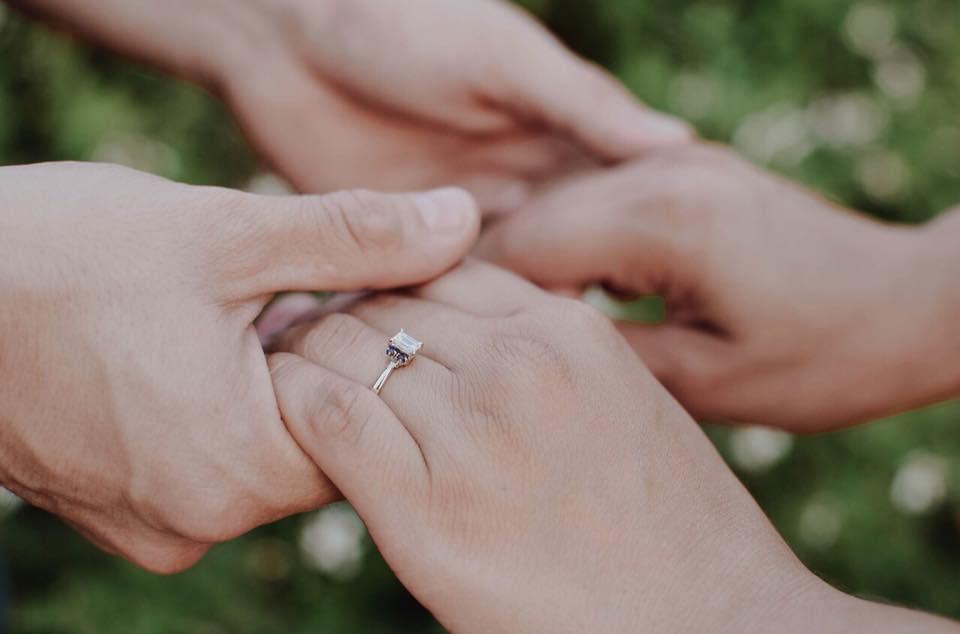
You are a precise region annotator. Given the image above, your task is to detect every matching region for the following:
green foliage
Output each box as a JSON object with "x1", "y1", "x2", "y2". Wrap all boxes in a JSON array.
[{"x1": 1, "y1": 0, "x2": 959, "y2": 631}]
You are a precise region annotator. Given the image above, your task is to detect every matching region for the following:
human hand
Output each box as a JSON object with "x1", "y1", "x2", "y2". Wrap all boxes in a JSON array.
[
  {"x1": 479, "y1": 145, "x2": 960, "y2": 432},
  {"x1": 0, "y1": 161, "x2": 478, "y2": 573},
  {"x1": 269, "y1": 260, "x2": 958, "y2": 633},
  {"x1": 12, "y1": 0, "x2": 691, "y2": 211}
]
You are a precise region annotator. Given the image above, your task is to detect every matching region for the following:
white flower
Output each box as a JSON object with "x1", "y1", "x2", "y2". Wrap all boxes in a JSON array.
[
  {"x1": 843, "y1": 3, "x2": 898, "y2": 59},
  {"x1": 872, "y1": 45, "x2": 927, "y2": 105},
  {"x1": 805, "y1": 92, "x2": 888, "y2": 149},
  {"x1": 729, "y1": 427, "x2": 794, "y2": 473},
  {"x1": 0, "y1": 487, "x2": 22, "y2": 518},
  {"x1": 733, "y1": 105, "x2": 815, "y2": 167},
  {"x1": 890, "y1": 451, "x2": 948, "y2": 516},
  {"x1": 299, "y1": 504, "x2": 367, "y2": 579},
  {"x1": 855, "y1": 149, "x2": 911, "y2": 201},
  {"x1": 798, "y1": 500, "x2": 843, "y2": 550}
]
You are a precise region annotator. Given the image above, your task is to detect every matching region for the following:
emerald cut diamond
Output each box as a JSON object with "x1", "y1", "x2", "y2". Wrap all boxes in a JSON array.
[{"x1": 386, "y1": 330, "x2": 422, "y2": 367}]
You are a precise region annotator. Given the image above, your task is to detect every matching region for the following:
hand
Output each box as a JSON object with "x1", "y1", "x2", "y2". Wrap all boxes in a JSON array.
[
  {"x1": 0, "y1": 161, "x2": 478, "y2": 573},
  {"x1": 269, "y1": 260, "x2": 958, "y2": 633},
  {"x1": 12, "y1": 0, "x2": 691, "y2": 211},
  {"x1": 479, "y1": 144, "x2": 960, "y2": 432}
]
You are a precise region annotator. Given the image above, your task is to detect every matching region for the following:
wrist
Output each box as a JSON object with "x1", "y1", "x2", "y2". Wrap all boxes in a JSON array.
[
  {"x1": 915, "y1": 208, "x2": 960, "y2": 397},
  {"x1": 820, "y1": 220, "x2": 960, "y2": 424}
]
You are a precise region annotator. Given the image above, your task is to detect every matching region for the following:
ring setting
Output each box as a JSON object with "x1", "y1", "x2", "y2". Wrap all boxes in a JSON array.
[{"x1": 372, "y1": 330, "x2": 422, "y2": 395}]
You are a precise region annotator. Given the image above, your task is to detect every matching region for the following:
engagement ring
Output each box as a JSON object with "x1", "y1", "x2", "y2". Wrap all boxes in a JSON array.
[{"x1": 372, "y1": 330, "x2": 422, "y2": 395}]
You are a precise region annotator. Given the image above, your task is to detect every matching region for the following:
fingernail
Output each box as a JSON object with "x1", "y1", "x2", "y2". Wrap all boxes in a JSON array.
[
  {"x1": 415, "y1": 187, "x2": 479, "y2": 234},
  {"x1": 636, "y1": 110, "x2": 696, "y2": 145}
]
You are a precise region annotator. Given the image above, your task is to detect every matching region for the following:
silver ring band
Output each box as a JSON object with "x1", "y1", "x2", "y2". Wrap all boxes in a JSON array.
[{"x1": 371, "y1": 330, "x2": 422, "y2": 396}]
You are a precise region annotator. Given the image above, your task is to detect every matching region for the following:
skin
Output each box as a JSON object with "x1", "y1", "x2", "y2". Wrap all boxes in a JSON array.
[
  {"x1": 270, "y1": 260, "x2": 959, "y2": 633},
  {"x1": 479, "y1": 144, "x2": 960, "y2": 432},
  {"x1": 10, "y1": 0, "x2": 692, "y2": 211},
  {"x1": 0, "y1": 161, "x2": 479, "y2": 573}
]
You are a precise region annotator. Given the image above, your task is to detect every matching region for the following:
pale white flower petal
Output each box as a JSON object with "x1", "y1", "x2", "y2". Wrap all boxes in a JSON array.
[
  {"x1": 729, "y1": 427, "x2": 794, "y2": 473},
  {"x1": 299, "y1": 504, "x2": 367, "y2": 579},
  {"x1": 890, "y1": 451, "x2": 948, "y2": 516}
]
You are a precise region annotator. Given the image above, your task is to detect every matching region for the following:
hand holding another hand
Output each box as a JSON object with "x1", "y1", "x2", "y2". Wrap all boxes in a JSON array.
[
  {"x1": 0, "y1": 161, "x2": 478, "y2": 572},
  {"x1": 16, "y1": 0, "x2": 691, "y2": 210},
  {"x1": 481, "y1": 145, "x2": 960, "y2": 432}
]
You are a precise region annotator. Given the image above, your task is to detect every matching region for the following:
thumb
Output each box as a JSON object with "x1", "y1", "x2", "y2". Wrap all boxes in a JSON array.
[
  {"x1": 503, "y1": 38, "x2": 693, "y2": 159},
  {"x1": 218, "y1": 187, "x2": 480, "y2": 299}
]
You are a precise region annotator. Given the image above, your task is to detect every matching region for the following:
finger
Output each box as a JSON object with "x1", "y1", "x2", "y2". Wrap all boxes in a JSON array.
[
  {"x1": 272, "y1": 313, "x2": 454, "y2": 445},
  {"x1": 213, "y1": 187, "x2": 480, "y2": 300},
  {"x1": 413, "y1": 259, "x2": 547, "y2": 317},
  {"x1": 462, "y1": 132, "x2": 583, "y2": 178},
  {"x1": 618, "y1": 322, "x2": 734, "y2": 416},
  {"x1": 477, "y1": 162, "x2": 697, "y2": 293},
  {"x1": 256, "y1": 293, "x2": 327, "y2": 345},
  {"x1": 349, "y1": 294, "x2": 487, "y2": 368},
  {"x1": 496, "y1": 33, "x2": 693, "y2": 159},
  {"x1": 459, "y1": 175, "x2": 533, "y2": 217},
  {"x1": 269, "y1": 353, "x2": 427, "y2": 520},
  {"x1": 458, "y1": 137, "x2": 595, "y2": 216}
]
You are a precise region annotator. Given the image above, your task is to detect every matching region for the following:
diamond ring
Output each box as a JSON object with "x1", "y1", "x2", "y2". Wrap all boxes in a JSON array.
[{"x1": 372, "y1": 330, "x2": 422, "y2": 395}]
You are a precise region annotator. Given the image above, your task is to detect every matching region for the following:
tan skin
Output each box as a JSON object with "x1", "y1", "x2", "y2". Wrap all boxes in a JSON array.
[
  {"x1": 4, "y1": 0, "x2": 951, "y2": 628},
  {"x1": 0, "y1": 162, "x2": 479, "y2": 573},
  {"x1": 481, "y1": 144, "x2": 960, "y2": 432},
  {"x1": 11, "y1": 0, "x2": 690, "y2": 211},
  {"x1": 1, "y1": 0, "x2": 689, "y2": 573},
  {"x1": 271, "y1": 260, "x2": 959, "y2": 633}
]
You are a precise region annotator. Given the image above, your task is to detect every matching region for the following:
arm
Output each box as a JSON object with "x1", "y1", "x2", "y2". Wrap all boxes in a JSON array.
[
  {"x1": 8, "y1": 0, "x2": 691, "y2": 210},
  {"x1": 269, "y1": 260, "x2": 959, "y2": 632},
  {"x1": 6, "y1": 0, "x2": 260, "y2": 84},
  {"x1": 480, "y1": 144, "x2": 960, "y2": 432}
]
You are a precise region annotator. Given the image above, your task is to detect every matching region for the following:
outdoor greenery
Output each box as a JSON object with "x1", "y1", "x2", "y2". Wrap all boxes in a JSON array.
[{"x1": 1, "y1": 0, "x2": 959, "y2": 632}]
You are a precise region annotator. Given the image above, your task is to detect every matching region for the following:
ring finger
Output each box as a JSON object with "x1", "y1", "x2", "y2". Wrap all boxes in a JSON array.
[
  {"x1": 349, "y1": 293, "x2": 489, "y2": 369},
  {"x1": 273, "y1": 313, "x2": 454, "y2": 447}
]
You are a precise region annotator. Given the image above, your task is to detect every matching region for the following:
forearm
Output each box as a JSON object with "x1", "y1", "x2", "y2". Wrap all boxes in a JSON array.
[{"x1": 5, "y1": 0, "x2": 288, "y2": 86}]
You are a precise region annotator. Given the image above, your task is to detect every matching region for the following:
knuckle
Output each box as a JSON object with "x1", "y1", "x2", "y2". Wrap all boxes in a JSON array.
[
  {"x1": 133, "y1": 544, "x2": 208, "y2": 576},
  {"x1": 295, "y1": 313, "x2": 368, "y2": 360},
  {"x1": 485, "y1": 329, "x2": 575, "y2": 391},
  {"x1": 267, "y1": 352, "x2": 304, "y2": 385},
  {"x1": 194, "y1": 189, "x2": 270, "y2": 276},
  {"x1": 135, "y1": 476, "x2": 255, "y2": 544},
  {"x1": 313, "y1": 380, "x2": 378, "y2": 447},
  {"x1": 167, "y1": 493, "x2": 252, "y2": 544},
  {"x1": 319, "y1": 190, "x2": 404, "y2": 256}
]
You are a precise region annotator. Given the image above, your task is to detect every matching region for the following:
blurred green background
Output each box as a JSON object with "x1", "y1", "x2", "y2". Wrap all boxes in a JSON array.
[{"x1": 1, "y1": 0, "x2": 959, "y2": 632}]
